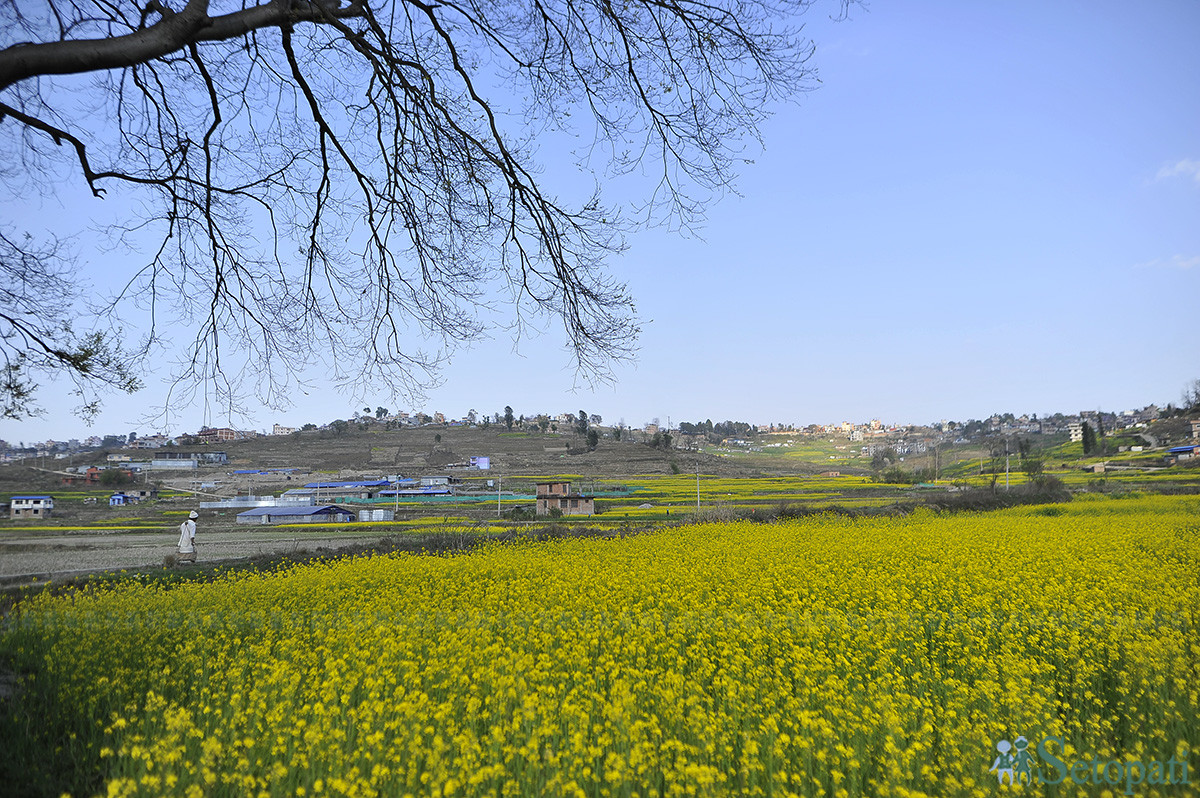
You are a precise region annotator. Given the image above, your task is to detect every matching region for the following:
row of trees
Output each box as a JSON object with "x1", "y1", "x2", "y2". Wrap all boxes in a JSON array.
[
  {"x1": 308, "y1": 409, "x2": 751, "y2": 452},
  {"x1": 1159, "y1": 380, "x2": 1200, "y2": 418},
  {"x1": 317, "y1": 404, "x2": 706, "y2": 454},
  {"x1": 677, "y1": 419, "x2": 757, "y2": 444}
]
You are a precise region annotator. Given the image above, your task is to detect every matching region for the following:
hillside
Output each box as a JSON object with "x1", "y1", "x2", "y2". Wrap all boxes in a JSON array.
[{"x1": 204, "y1": 423, "x2": 808, "y2": 488}]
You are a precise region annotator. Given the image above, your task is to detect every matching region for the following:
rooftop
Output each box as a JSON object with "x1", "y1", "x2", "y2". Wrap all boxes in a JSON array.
[{"x1": 236, "y1": 505, "x2": 351, "y2": 517}]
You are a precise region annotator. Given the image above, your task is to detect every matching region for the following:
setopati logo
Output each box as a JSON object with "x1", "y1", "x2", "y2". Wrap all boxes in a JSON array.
[{"x1": 989, "y1": 735, "x2": 1191, "y2": 795}]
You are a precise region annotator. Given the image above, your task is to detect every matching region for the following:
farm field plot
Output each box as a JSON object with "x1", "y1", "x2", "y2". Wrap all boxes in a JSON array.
[
  {"x1": 523, "y1": 473, "x2": 911, "y2": 520},
  {"x1": 2, "y1": 496, "x2": 1198, "y2": 797}
]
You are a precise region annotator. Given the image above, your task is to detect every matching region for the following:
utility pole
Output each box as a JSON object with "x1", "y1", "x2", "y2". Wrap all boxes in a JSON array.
[
  {"x1": 696, "y1": 467, "x2": 700, "y2": 511},
  {"x1": 1005, "y1": 439, "x2": 1010, "y2": 491},
  {"x1": 497, "y1": 473, "x2": 502, "y2": 518}
]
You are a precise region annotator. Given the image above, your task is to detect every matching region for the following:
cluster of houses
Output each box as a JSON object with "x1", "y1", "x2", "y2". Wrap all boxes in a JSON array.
[
  {"x1": 231, "y1": 478, "x2": 595, "y2": 524},
  {"x1": 107, "y1": 489, "x2": 159, "y2": 506},
  {"x1": 2, "y1": 401, "x2": 1188, "y2": 466},
  {"x1": 6, "y1": 477, "x2": 598, "y2": 522},
  {"x1": 203, "y1": 477, "x2": 593, "y2": 525},
  {"x1": 58, "y1": 452, "x2": 231, "y2": 482},
  {"x1": 6, "y1": 488, "x2": 162, "y2": 518},
  {"x1": 743, "y1": 406, "x2": 1173, "y2": 443}
]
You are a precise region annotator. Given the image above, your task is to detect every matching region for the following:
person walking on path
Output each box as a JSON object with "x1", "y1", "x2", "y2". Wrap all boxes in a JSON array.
[{"x1": 177, "y1": 510, "x2": 198, "y2": 562}]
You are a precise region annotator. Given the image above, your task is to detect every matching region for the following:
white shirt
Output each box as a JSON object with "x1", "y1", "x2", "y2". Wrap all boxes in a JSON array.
[{"x1": 177, "y1": 518, "x2": 196, "y2": 553}]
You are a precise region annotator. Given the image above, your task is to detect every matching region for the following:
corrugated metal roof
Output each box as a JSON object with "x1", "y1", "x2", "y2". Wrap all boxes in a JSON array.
[
  {"x1": 236, "y1": 505, "x2": 352, "y2": 517},
  {"x1": 379, "y1": 488, "x2": 451, "y2": 496},
  {"x1": 11, "y1": 495, "x2": 53, "y2": 500},
  {"x1": 302, "y1": 480, "x2": 390, "y2": 489}
]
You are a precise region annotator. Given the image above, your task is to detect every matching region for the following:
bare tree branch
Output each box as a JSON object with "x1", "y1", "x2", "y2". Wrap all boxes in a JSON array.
[
  {"x1": 0, "y1": 0, "x2": 369, "y2": 90},
  {"x1": 0, "y1": 0, "x2": 845, "y2": 419}
]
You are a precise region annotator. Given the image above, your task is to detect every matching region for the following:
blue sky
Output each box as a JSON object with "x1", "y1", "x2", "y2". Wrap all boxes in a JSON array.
[{"x1": 3, "y1": 0, "x2": 1198, "y2": 442}]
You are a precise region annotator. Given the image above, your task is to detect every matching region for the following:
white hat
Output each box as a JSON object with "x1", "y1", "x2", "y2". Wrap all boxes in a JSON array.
[{"x1": 189, "y1": 510, "x2": 199, "y2": 519}]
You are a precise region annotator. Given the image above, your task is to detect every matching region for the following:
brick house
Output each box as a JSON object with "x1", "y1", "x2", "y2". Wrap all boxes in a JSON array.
[
  {"x1": 535, "y1": 481, "x2": 595, "y2": 517},
  {"x1": 196, "y1": 427, "x2": 256, "y2": 443}
]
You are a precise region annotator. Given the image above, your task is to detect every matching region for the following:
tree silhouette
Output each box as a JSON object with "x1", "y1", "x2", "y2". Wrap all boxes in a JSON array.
[{"x1": 1, "y1": 0, "x2": 843, "y2": 417}]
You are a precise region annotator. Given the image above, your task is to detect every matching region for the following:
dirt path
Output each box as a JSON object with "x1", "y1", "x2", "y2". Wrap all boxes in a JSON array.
[{"x1": 0, "y1": 527, "x2": 392, "y2": 584}]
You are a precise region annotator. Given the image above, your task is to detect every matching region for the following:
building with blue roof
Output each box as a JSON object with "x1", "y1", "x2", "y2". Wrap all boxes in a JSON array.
[
  {"x1": 10, "y1": 495, "x2": 54, "y2": 519},
  {"x1": 1165, "y1": 444, "x2": 1200, "y2": 465},
  {"x1": 302, "y1": 479, "x2": 390, "y2": 489},
  {"x1": 378, "y1": 487, "x2": 452, "y2": 497},
  {"x1": 236, "y1": 505, "x2": 357, "y2": 525},
  {"x1": 299, "y1": 479, "x2": 391, "y2": 501}
]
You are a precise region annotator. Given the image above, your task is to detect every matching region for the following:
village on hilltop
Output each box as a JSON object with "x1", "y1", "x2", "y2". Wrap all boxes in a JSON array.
[{"x1": 3, "y1": 397, "x2": 1199, "y2": 528}]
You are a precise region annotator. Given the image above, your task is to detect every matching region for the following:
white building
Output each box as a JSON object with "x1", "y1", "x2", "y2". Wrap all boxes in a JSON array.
[{"x1": 10, "y1": 495, "x2": 54, "y2": 519}]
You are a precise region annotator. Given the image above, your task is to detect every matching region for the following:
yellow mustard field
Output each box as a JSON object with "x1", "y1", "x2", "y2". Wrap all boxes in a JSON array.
[{"x1": 2, "y1": 496, "x2": 1198, "y2": 797}]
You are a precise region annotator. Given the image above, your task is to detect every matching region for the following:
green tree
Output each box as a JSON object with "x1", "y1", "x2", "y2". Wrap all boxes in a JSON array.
[
  {"x1": 576, "y1": 410, "x2": 589, "y2": 436},
  {"x1": 1082, "y1": 422, "x2": 1097, "y2": 455},
  {"x1": 504, "y1": 406, "x2": 514, "y2": 431},
  {"x1": 99, "y1": 468, "x2": 132, "y2": 486},
  {"x1": 1018, "y1": 438, "x2": 1044, "y2": 482},
  {"x1": 874, "y1": 466, "x2": 912, "y2": 485},
  {"x1": 586, "y1": 429, "x2": 600, "y2": 450},
  {"x1": 870, "y1": 447, "x2": 897, "y2": 471}
]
